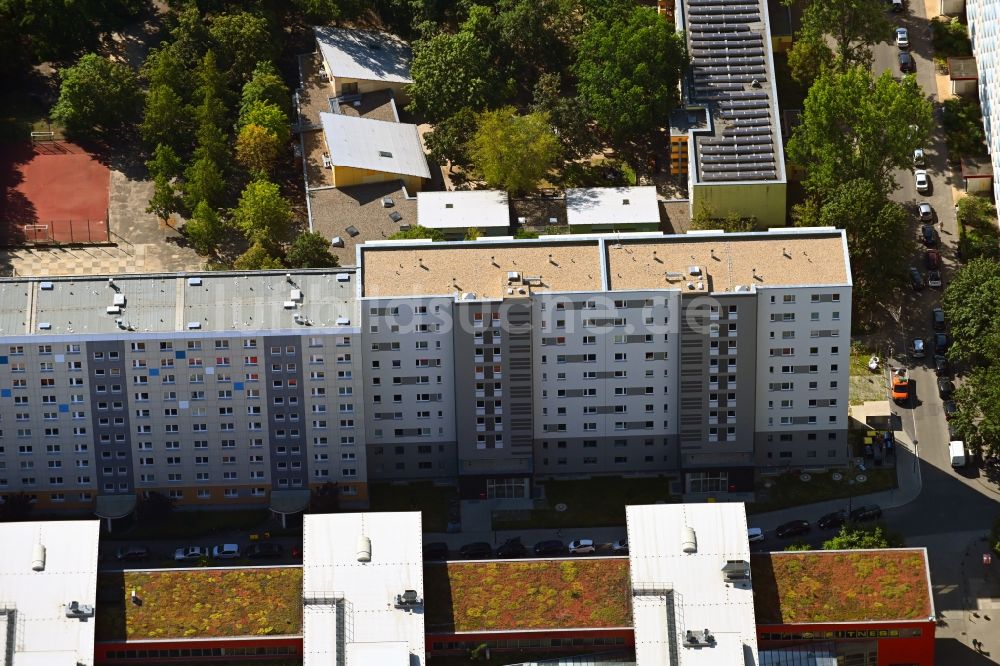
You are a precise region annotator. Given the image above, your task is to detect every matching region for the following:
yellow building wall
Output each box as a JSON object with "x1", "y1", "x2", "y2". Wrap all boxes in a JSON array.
[
  {"x1": 333, "y1": 76, "x2": 410, "y2": 105},
  {"x1": 692, "y1": 181, "x2": 788, "y2": 227},
  {"x1": 331, "y1": 164, "x2": 424, "y2": 192}
]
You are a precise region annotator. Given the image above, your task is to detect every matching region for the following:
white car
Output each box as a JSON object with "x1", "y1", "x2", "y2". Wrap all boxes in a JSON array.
[
  {"x1": 567, "y1": 539, "x2": 596, "y2": 554},
  {"x1": 917, "y1": 201, "x2": 933, "y2": 221},
  {"x1": 914, "y1": 169, "x2": 929, "y2": 192},
  {"x1": 913, "y1": 148, "x2": 925, "y2": 166},
  {"x1": 612, "y1": 538, "x2": 628, "y2": 554},
  {"x1": 896, "y1": 27, "x2": 909, "y2": 48},
  {"x1": 174, "y1": 546, "x2": 208, "y2": 562},
  {"x1": 212, "y1": 544, "x2": 241, "y2": 559},
  {"x1": 748, "y1": 527, "x2": 765, "y2": 543}
]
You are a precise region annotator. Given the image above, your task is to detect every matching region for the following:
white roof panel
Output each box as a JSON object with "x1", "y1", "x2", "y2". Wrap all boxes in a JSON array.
[
  {"x1": 320, "y1": 113, "x2": 432, "y2": 180},
  {"x1": 566, "y1": 186, "x2": 660, "y2": 227},
  {"x1": 417, "y1": 190, "x2": 510, "y2": 229},
  {"x1": 303, "y1": 512, "x2": 425, "y2": 666},
  {"x1": 627, "y1": 503, "x2": 758, "y2": 666},
  {"x1": 314, "y1": 27, "x2": 412, "y2": 84},
  {"x1": 0, "y1": 520, "x2": 101, "y2": 666}
]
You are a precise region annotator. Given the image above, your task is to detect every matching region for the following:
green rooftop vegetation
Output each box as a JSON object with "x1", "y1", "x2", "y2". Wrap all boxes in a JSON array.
[
  {"x1": 424, "y1": 559, "x2": 632, "y2": 633},
  {"x1": 95, "y1": 567, "x2": 302, "y2": 641},
  {"x1": 751, "y1": 550, "x2": 931, "y2": 624}
]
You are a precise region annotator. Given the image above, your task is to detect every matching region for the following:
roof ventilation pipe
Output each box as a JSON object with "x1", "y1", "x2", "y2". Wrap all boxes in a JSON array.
[
  {"x1": 681, "y1": 526, "x2": 697, "y2": 554},
  {"x1": 357, "y1": 535, "x2": 372, "y2": 563},
  {"x1": 31, "y1": 543, "x2": 46, "y2": 572}
]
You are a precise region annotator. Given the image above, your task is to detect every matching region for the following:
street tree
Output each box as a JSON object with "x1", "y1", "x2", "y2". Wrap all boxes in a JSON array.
[
  {"x1": 232, "y1": 179, "x2": 292, "y2": 246},
  {"x1": 234, "y1": 241, "x2": 285, "y2": 269},
  {"x1": 574, "y1": 6, "x2": 685, "y2": 141},
  {"x1": 51, "y1": 53, "x2": 143, "y2": 135},
  {"x1": 795, "y1": 0, "x2": 892, "y2": 69},
  {"x1": 949, "y1": 365, "x2": 1000, "y2": 460},
  {"x1": 408, "y1": 30, "x2": 502, "y2": 122},
  {"x1": 469, "y1": 107, "x2": 560, "y2": 195},
  {"x1": 286, "y1": 231, "x2": 340, "y2": 268},
  {"x1": 822, "y1": 525, "x2": 902, "y2": 549},
  {"x1": 942, "y1": 258, "x2": 1000, "y2": 365},
  {"x1": 236, "y1": 123, "x2": 281, "y2": 177},
  {"x1": 240, "y1": 61, "x2": 291, "y2": 117},
  {"x1": 184, "y1": 201, "x2": 224, "y2": 255},
  {"x1": 787, "y1": 67, "x2": 934, "y2": 200},
  {"x1": 424, "y1": 107, "x2": 476, "y2": 171}
]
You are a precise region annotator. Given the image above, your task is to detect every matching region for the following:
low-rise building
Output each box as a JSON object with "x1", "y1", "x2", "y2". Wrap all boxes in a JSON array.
[
  {"x1": 313, "y1": 27, "x2": 413, "y2": 103},
  {"x1": 416, "y1": 190, "x2": 511, "y2": 239},
  {"x1": 319, "y1": 113, "x2": 431, "y2": 193},
  {"x1": 565, "y1": 186, "x2": 661, "y2": 233}
]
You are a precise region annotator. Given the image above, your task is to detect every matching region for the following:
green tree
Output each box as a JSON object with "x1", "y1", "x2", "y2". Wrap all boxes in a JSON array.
[
  {"x1": 942, "y1": 258, "x2": 1000, "y2": 365},
  {"x1": 786, "y1": 36, "x2": 834, "y2": 87},
  {"x1": 795, "y1": 0, "x2": 892, "y2": 69},
  {"x1": 138, "y1": 490, "x2": 175, "y2": 521},
  {"x1": 234, "y1": 241, "x2": 285, "y2": 269},
  {"x1": 822, "y1": 524, "x2": 902, "y2": 549},
  {"x1": 195, "y1": 50, "x2": 229, "y2": 137},
  {"x1": 957, "y1": 193, "x2": 997, "y2": 229},
  {"x1": 464, "y1": 227, "x2": 483, "y2": 240},
  {"x1": 141, "y1": 84, "x2": 193, "y2": 152},
  {"x1": 146, "y1": 174, "x2": 180, "y2": 222},
  {"x1": 425, "y1": 107, "x2": 477, "y2": 170},
  {"x1": 238, "y1": 101, "x2": 290, "y2": 145},
  {"x1": 469, "y1": 107, "x2": 560, "y2": 195},
  {"x1": 142, "y1": 43, "x2": 190, "y2": 94},
  {"x1": 286, "y1": 231, "x2": 340, "y2": 268},
  {"x1": 951, "y1": 365, "x2": 1000, "y2": 460},
  {"x1": 241, "y1": 61, "x2": 291, "y2": 117},
  {"x1": 574, "y1": 6, "x2": 685, "y2": 141},
  {"x1": 236, "y1": 124, "x2": 281, "y2": 177},
  {"x1": 169, "y1": 5, "x2": 211, "y2": 66},
  {"x1": 184, "y1": 201, "x2": 224, "y2": 255},
  {"x1": 147, "y1": 143, "x2": 182, "y2": 181},
  {"x1": 232, "y1": 179, "x2": 292, "y2": 245},
  {"x1": 184, "y1": 155, "x2": 226, "y2": 211},
  {"x1": 787, "y1": 67, "x2": 934, "y2": 200},
  {"x1": 209, "y1": 12, "x2": 275, "y2": 84},
  {"x1": 784, "y1": 542, "x2": 811, "y2": 551},
  {"x1": 514, "y1": 227, "x2": 539, "y2": 239},
  {"x1": 408, "y1": 30, "x2": 502, "y2": 122},
  {"x1": 389, "y1": 225, "x2": 445, "y2": 241},
  {"x1": 51, "y1": 53, "x2": 142, "y2": 135},
  {"x1": 530, "y1": 73, "x2": 600, "y2": 160},
  {"x1": 690, "y1": 207, "x2": 757, "y2": 232}
]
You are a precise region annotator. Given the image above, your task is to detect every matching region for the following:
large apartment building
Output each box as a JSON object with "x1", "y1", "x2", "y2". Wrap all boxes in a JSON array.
[{"x1": 0, "y1": 228, "x2": 850, "y2": 515}]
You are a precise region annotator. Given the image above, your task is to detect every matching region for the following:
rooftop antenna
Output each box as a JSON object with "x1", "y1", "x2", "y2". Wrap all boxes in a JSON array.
[
  {"x1": 490, "y1": 255, "x2": 499, "y2": 268},
  {"x1": 710, "y1": 248, "x2": 717, "y2": 260},
  {"x1": 782, "y1": 247, "x2": 791, "y2": 259},
  {"x1": 548, "y1": 253, "x2": 559, "y2": 267}
]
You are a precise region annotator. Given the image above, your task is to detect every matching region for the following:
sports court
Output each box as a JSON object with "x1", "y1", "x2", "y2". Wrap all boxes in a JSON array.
[{"x1": 0, "y1": 136, "x2": 110, "y2": 245}]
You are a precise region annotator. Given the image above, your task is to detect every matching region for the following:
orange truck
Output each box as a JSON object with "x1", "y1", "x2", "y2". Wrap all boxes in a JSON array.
[{"x1": 891, "y1": 368, "x2": 910, "y2": 403}]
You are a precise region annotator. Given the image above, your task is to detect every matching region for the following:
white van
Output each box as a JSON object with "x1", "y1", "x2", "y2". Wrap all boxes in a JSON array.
[{"x1": 949, "y1": 441, "x2": 966, "y2": 468}]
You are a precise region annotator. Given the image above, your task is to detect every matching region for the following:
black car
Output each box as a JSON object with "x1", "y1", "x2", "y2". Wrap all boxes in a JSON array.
[
  {"x1": 931, "y1": 307, "x2": 946, "y2": 332},
  {"x1": 948, "y1": 423, "x2": 961, "y2": 441},
  {"x1": 934, "y1": 332, "x2": 950, "y2": 354},
  {"x1": 775, "y1": 520, "x2": 811, "y2": 538},
  {"x1": 898, "y1": 51, "x2": 914, "y2": 72},
  {"x1": 533, "y1": 539, "x2": 566, "y2": 556},
  {"x1": 849, "y1": 505, "x2": 882, "y2": 522},
  {"x1": 920, "y1": 223, "x2": 937, "y2": 246},
  {"x1": 116, "y1": 546, "x2": 150, "y2": 561},
  {"x1": 459, "y1": 542, "x2": 493, "y2": 559},
  {"x1": 246, "y1": 542, "x2": 284, "y2": 559},
  {"x1": 496, "y1": 538, "x2": 527, "y2": 558},
  {"x1": 943, "y1": 400, "x2": 957, "y2": 420},
  {"x1": 817, "y1": 510, "x2": 848, "y2": 530},
  {"x1": 934, "y1": 354, "x2": 950, "y2": 376},
  {"x1": 423, "y1": 542, "x2": 450, "y2": 561},
  {"x1": 908, "y1": 266, "x2": 924, "y2": 290},
  {"x1": 937, "y1": 378, "x2": 955, "y2": 399}
]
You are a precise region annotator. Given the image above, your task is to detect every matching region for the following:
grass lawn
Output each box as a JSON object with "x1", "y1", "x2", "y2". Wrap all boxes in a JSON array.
[
  {"x1": 424, "y1": 559, "x2": 632, "y2": 632},
  {"x1": 751, "y1": 550, "x2": 932, "y2": 623},
  {"x1": 849, "y1": 341, "x2": 887, "y2": 405},
  {"x1": 95, "y1": 567, "x2": 303, "y2": 640},
  {"x1": 369, "y1": 482, "x2": 456, "y2": 533},
  {"x1": 747, "y1": 465, "x2": 896, "y2": 515},
  {"x1": 104, "y1": 509, "x2": 272, "y2": 541},
  {"x1": 0, "y1": 91, "x2": 63, "y2": 145},
  {"x1": 492, "y1": 475, "x2": 676, "y2": 530}
]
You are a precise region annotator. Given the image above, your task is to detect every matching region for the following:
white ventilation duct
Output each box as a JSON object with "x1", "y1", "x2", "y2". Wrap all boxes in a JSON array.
[
  {"x1": 31, "y1": 543, "x2": 46, "y2": 572},
  {"x1": 356, "y1": 535, "x2": 372, "y2": 563},
  {"x1": 681, "y1": 526, "x2": 697, "y2": 554}
]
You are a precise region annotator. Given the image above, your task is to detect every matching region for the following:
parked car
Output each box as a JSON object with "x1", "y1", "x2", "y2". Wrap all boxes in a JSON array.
[
  {"x1": 920, "y1": 223, "x2": 938, "y2": 246},
  {"x1": 817, "y1": 510, "x2": 848, "y2": 530},
  {"x1": 568, "y1": 539, "x2": 596, "y2": 555},
  {"x1": 924, "y1": 249, "x2": 941, "y2": 269},
  {"x1": 918, "y1": 201, "x2": 933, "y2": 221},
  {"x1": 909, "y1": 337, "x2": 926, "y2": 358},
  {"x1": 937, "y1": 378, "x2": 955, "y2": 399},
  {"x1": 896, "y1": 26, "x2": 909, "y2": 48},
  {"x1": 116, "y1": 546, "x2": 150, "y2": 562},
  {"x1": 459, "y1": 542, "x2": 493, "y2": 559},
  {"x1": 849, "y1": 505, "x2": 883, "y2": 522},
  {"x1": 246, "y1": 543, "x2": 284, "y2": 559},
  {"x1": 934, "y1": 332, "x2": 950, "y2": 354},
  {"x1": 931, "y1": 306, "x2": 946, "y2": 331},
  {"x1": 496, "y1": 538, "x2": 527, "y2": 558},
  {"x1": 212, "y1": 544, "x2": 241, "y2": 560},
  {"x1": 934, "y1": 354, "x2": 950, "y2": 376},
  {"x1": 914, "y1": 169, "x2": 929, "y2": 191},
  {"x1": 533, "y1": 540, "x2": 566, "y2": 556},
  {"x1": 908, "y1": 266, "x2": 924, "y2": 290},
  {"x1": 943, "y1": 400, "x2": 957, "y2": 420},
  {"x1": 927, "y1": 270, "x2": 943, "y2": 288},
  {"x1": 174, "y1": 546, "x2": 207, "y2": 562},
  {"x1": 913, "y1": 147, "x2": 925, "y2": 166},
  {"x1": 948, "y1": 423, "x2": 961, "y2": 441},
  {"x1": 892, "y1": 369, "x2": 910, "y2": 403},
  {"x1": 899, "y1": 51, "x2": 915, "y2": 72},
  {"x1": 891, "y1": 0, "x2": 904, "y2": 11},
  {"x1": 423, "y1": 542, "x2": 449, "y2": 561},
  {"x1": 747, "y1": 527, "x2": 765, "y2": 543},
  {"x1": 612, "y1": 538, "x2": 629, "y2": 554},
  {"x1": 776, "y1": 520, "x2": 811, "y2": 538}
]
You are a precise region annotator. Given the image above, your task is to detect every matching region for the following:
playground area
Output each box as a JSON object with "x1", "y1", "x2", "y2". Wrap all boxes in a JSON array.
[{"x1": 0, "y1": 135, "x2": 110, "y2": 245}]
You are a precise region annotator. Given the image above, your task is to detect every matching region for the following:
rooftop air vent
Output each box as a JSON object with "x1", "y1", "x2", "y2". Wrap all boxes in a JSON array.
[
  {"x1": 681, "y1": 526, "x2": 697, "y2": 553},
  {"x1": 665, "y1": 272, "x2": 684, "y2": 282},
  {"x1": 290, "y1": 289, "x2": 303, "y2": 302},
  {"x1": 106, "y1": 306, "x2": 121, "y2": 315},
  {"x1": 389, "y1": 211, "x2": 402, "y2": 223},
  {"x1": 336, "y1": 273, "x2": 351, "y2": 282},
  {"x1": 39, "y1": 281, "x2": 54, "y2": 290},
  {"x1": 684, "y1": 629, "x2": 715, "y2": 647},
  {"x1": 622, "y1": 198, "x2": 630, "y2": 205},
  {"x1": 378, "y1": 150, "x2": 393, "y2": 158},
  {"x1": 357, "y1": 535, "x2": 372, "y2": 562},
  {"x1": 445, "y1": 203, "x2": 454, "y2": 209},
  {"x1": 112, "y1": 293, "x2": 126, "y2": 307},
  {"x1": 32, "y1": 543, "x2": 46, "y2": 572},
  {"x1": 688, "y1": 266, "x2": 702, "y2": 277},
  {"x1": 187, "y1": 321, "x2": 201, "y2": 330},
  {"x1": 382, "y1": 196, "x2": 394, "y2": 208},
  {"x1": 335, "y1": 316, "x2": 350, "y2": 325},
  {"x1": 507, "y1": 271, "x2": 521, "y2": 283},
  {"x1": 38, "y1": 322, "x2": 51, "y2": 330},
  {"x1": 283, "y1": 301, "x2": 296, "y2": 309},
  {"x1": 394, "y1": 589, "x2": 423, "y2": 609},
  {"x1": 722, "y1": 559, "x2": 750, "y2": 581},
  {"x1": 188, "y1": 277, "x2": 203, "y2": 287}
]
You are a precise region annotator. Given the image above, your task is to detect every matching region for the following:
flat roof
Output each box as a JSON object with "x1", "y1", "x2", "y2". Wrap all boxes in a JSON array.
[
  {"x1": 94, "y1": 567, "x2": 303, "y2": 642},
  {"x1": 751, "y1": 549, "x2": 934, "y2": 624},
  {"x1": 359, "y1": 239, "x2": 605, "y2": 299},
  {"x1": 627, "y1": 503, "x2": 758, "y2": 666},
  {"x1": 417, "y1": 190, "x2": 511, "y2": 230},
  {"x1": 303, "y1": 512, "x2": 425, "y2": 666},
  {"x1": 424, "y1": 559, "x2": 632, "y2": 633},
  {"x1": 678, "y1": 0, "x2": 785, "y2": 183},
  {"x1": 607, "y1": 229, "x2": 850, "y2": 292},
  {"x1": 310, "y1": 182, "x2": 418, "y2": 266},
  {"x1": 0, "y1": 269, "x2": 358, "y2": 339},
  {"x1": 0, "y1": 520, "x2": 101, "y2": 665},
  {"x1": 948, "y1": 56, "x2": 978, "y2": 80},
  {"x1": 314, "y1": 27, "x2": 412, "y2": 84},
  {"x1": 565, "y1": 187, "x2": 660, "y2": 227},
  {"x1": 320, "y1": 112, "x2": 431, "y2": 180}
]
